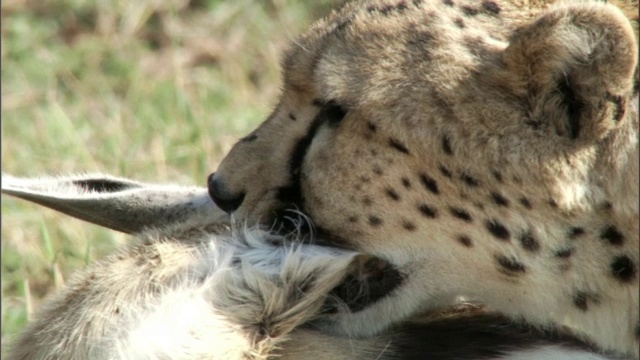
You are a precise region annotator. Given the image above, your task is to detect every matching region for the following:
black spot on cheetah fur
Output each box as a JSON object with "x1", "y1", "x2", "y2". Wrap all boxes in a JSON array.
[
  {"x1": 401, "y1": 177, "x2": 412, "y2": 189},
  {"x1": 491, "y1": 170, "x2": 503, "y2": 183},
  {"x1": 402, "y1": 220, "x2": 417, "y2": 231},
  {"x1": 368, "y1": 216, "x2": 383, "y2": 227},
  {"x1": 573, "y1": 292, "x2": 588, "y2": 311},
  {"x1": 462, "y1": 6, "x2": 479, "y2": 16},
  {"x1": 367, "y1": 121, "x2": 377, "y2": 132},
  {"x1": 573, "y1": 291, "x2": 599, "y2": 312},
  {"x1": 367, "y1": 2, "x2": 408, "y2": 15},
  {"x1": 610, "y1": 256, "x2": 637, "y2": 283},
  {"x1": 485, "y1": 220, "x2": 510, "y2": 241},
  {"x1": 386, "y1": 188, "x2": 401, "y2": 201},
  {"x1": 332, "y1": 16, "x2": 353, "y2": 34},
  {"x1": 348, "y1": 216, "x2": 358, "y2": 223},
  {"x1": 389, "y1": 138, "x2": 410, "y2": 154},
  {"x1": 419, "y1": 173, "x2": 439, "y2": 194},
  {"x1": 495, "y1": 255, "x2": 526, "y2": 275},
  {"x1": 289, "y1": 113, "x2": 297, "y2": 121},
  {"x1": 519, "y1": 197, "x2": 532, "y2": 209},
  {"x1": 442, "y1": 0, "x2": 454, "y2": 6},
  {"x1": 418, "y1": 203, "x2": 438, "y2": 218},
  {"x1": 481, "y1": 1, "x2": 501, "y2": 14},
  {"x1": 490, "y1": 192, "x2": 509, "y2": 207},
  {"x1": 461, "y1": 172, "x2": 480, "y2": 187},
  {"x1": 441, "y1": 135, "x2": 453, "y2": 155},
  {"x1": 455, "y1": 18, "x2": 465, "y2": 28},
  {"x1": 519, "y1": 232, "x2": 539, "y2": 252},
  {"x1": 457, "y1": 235, "x2": 473, "y2": 247},
  {"x1": 439, "y1": 164, "x2": 453, "y2": 178},
  {"x1": 406, "y1": 30, "x2": 435, "y2": 51},
  {"x1": 600, "y1": 225, "x2": 624, "y2": 246},
  {"x1": 449, "y1": 207, "x2": 472, "y2": 223},
  {"x1": 568, "y1": 227, "x2": 585, "y2": 239},
  {"x1": 373, "y1": 165, "x2": 384, "y2": 175},
  {"x1": 554, "y1": 248, "x2": 574, "y2": 259},
  {"x1": 363, "y1": 196, "x2": 373, "y2": 206}
]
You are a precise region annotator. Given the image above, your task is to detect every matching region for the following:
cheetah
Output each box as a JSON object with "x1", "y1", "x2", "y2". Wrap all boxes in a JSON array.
[
  {"x1": 208, "y1": 0, "x2": 640, "y2": 358},
  {"x1": 1, "y1": 174, "x2": 620, "y2": 359}
]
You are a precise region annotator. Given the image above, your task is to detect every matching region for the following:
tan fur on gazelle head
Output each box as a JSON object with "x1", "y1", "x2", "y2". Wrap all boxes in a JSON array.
[
  {"x1": 211, "y1": 0, "x2": 639, "y2": 358},
  {"x1": 2, "y1": 174, "x2": 619, "y2": 359}
]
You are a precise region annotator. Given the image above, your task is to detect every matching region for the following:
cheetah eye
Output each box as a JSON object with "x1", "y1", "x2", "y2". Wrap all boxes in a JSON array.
[{"x1": 318, "y1": 100, "x2": 348, "y2": 127}]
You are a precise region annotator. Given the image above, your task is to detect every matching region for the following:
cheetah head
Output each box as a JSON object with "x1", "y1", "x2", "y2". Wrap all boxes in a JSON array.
[{"x1": 209, "y1": 0, "x2": 638, "y2": 355}]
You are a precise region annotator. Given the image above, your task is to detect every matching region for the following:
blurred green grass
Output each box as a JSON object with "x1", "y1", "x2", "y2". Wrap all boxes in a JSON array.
[{"x1": 1, "y1": 0, "x2": 340, "y2": 353}]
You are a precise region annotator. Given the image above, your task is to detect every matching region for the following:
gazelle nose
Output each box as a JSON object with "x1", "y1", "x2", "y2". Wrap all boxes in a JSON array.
[{"x1": 207, "y1": 173, "x2": 245, "y2": 214}]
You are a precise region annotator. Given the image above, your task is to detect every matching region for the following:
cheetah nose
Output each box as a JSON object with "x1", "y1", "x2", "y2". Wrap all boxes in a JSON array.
[{"x1": 207, "y1": 172, "x2": 245, "y2": 214}]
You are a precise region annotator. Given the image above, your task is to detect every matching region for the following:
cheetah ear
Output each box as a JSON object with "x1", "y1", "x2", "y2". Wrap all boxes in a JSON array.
[
  {"x1": 502, "y1": 3, "x2": 637, "y2": 141},
  {"x1": 1, "y1": 174, "x2": 227, "y2": 234}
]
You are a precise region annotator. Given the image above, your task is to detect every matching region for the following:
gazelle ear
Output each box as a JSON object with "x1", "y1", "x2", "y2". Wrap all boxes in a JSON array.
[
  {"x1": 1, "y1": 173, "x2": 227, "y2": 234},
  {"x1": 502, "y1": 2, "x2": 637, "y2": 142}
]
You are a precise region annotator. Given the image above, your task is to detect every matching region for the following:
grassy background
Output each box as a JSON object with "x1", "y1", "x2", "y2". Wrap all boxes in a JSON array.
[{"x1": 1, "y1": 0, "x2": 340, "y2": 353}]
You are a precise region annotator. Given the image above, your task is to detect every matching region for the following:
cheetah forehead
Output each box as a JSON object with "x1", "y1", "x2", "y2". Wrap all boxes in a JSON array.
[
  {"x1": 275, "y1": 0, "x2": 638, "y2": 209},
  {"x1": 283, "y1": 0, "x2": 638, "y2": 104}
]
